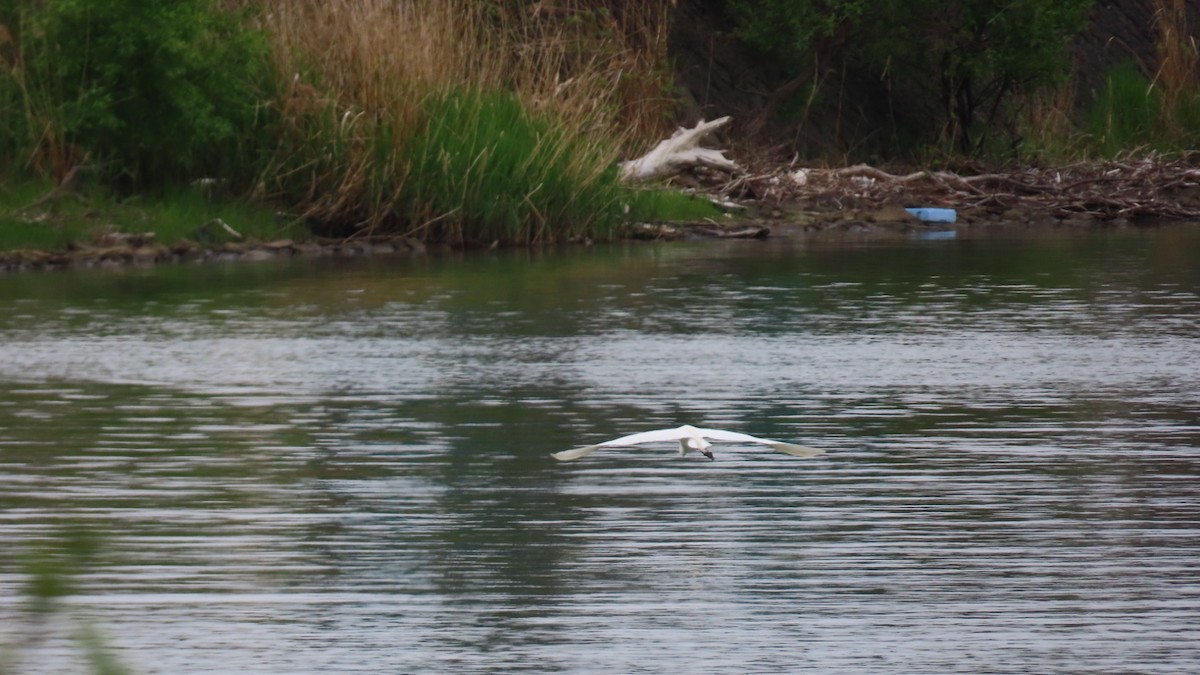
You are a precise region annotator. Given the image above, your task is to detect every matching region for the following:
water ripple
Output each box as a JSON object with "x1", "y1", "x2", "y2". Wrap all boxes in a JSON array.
[{"x1": 2, "y1": 231, "x2": 1200, "y2": 673}]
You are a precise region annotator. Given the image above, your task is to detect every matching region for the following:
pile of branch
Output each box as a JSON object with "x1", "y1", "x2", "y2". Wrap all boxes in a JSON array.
[{"x1": 715, "y1": 157, "x2": 1200, "y2": 221}]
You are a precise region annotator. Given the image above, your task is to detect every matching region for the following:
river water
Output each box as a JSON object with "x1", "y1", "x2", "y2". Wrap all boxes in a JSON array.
[{"x1": 2, "y1": 226, "x2": 1199, "y2": 673}]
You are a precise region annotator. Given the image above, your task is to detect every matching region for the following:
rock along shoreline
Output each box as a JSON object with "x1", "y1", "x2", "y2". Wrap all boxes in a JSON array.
[
  {"x1": 4, "y1": 207, "x2": 1196, "y2": 274},
  {"x1": 0, "y1": 235, "x2": 430, "y2": 274}
]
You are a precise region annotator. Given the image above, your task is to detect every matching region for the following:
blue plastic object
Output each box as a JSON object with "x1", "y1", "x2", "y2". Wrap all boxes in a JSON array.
[{"x1": 905, "y1": 207, "x2": 957, "y2": 223}]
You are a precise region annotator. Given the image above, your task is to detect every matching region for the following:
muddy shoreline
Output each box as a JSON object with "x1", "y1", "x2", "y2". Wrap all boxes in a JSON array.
[
  {"x1": 635, "y1": 156, "x2": 1200, "y2": 240},
  {"x1": 0, "y1": 234, "x2": 435, "y2": 273},
  {"x1": 5, "y1": 206, "x2": 1189, "y2": 274},
  {"x1": 5, "y1": 158, "x2": 1200, "y2": 272},
  {"x1": 2, "y1": 204, "x2": 1193, "y2": 274}
]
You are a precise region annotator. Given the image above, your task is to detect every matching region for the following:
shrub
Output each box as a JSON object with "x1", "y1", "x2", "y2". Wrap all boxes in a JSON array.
[
  {"x1": 724, "y1": 0, "x2": 1092, "y2": 157},
  {"x1": 0, "y1": 0, "x2": 270, "y2": 188}
]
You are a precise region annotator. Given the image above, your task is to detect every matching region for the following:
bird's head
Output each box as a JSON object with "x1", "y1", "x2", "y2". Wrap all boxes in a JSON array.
[{"x1": 687, "y1": 437, "x2": 714, "y2": 460}]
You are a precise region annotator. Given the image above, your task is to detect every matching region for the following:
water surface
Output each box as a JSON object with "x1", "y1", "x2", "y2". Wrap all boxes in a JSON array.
[{"x1": 2, "y1": 227, "x2": 1199, "y2": 673}]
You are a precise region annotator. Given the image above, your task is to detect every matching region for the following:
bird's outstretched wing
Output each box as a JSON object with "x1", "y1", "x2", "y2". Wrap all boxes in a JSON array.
[
  {"x1": 694, "y1": 427, "x2": 825, "y2": 458},
  {"x1": 551, "y1": 425, "x2": 824, "y2": 461},
  {"x1": 764, "y1": 441, "x2": 825, "y2": 457},
  {"x1": 551, "y1": 444, "x2": 603, "y2": 461},
  {"x1": 551, "y1": 426, "x2": 691, "y2": 461},
  {"x1": 593, "y1": 427, "x2": 693, "y2": 447}
]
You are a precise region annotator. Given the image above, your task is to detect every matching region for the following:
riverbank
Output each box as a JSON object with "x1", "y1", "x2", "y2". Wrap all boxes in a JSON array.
[
  {"x1": 730, "y1": 155, "x2": 1200, "y2": 224},
  {"x1": 0, "y1": 234, "x2": 433, "y2": 273},
  {"x1": 4, "y1": 157, "x2": 1200, "y2": 273},
  {"x1": 638, "y1": 155, "x2": 1200, "y2": 237},
  {"x1": 0, "y1": 174, "x2": 721, "y2": 273}
]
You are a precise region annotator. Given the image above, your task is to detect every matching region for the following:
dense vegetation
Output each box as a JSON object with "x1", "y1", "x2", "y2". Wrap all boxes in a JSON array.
[
  {"x1": 727, "y1": 0, "x2": 1093, "y2": 155},
  {"x1": 0, "y1": 0, "x2": 270, "y2": 189},
  {"x1": 1, "y1": 0, "x2": 1198, "y2": 251},
  {"x1": 1, "y1": 0, "x2": 683, "y2": 247},
  {"x1": 724, "y1": 0, "x2": 1200, "y2": 160}
]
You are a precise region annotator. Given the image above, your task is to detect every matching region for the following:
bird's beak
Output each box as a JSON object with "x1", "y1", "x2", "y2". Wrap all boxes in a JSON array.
[{"x1": 702, "y1": 450, "x2": 714, "y2": 461}]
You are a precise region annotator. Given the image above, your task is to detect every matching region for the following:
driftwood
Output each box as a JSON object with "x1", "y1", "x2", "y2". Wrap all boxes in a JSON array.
[
  {"x1": 714, "y1": 157, "x2": 1200, "y2": 222},
  {"x1": 629, "y1": 220, "x2": 770, "y2": 240},
  {"x1": 11, "y1": 156, "x2": 92, "y2": 214},
  {"x1": 619, "y1": 117, "x2": 739, "y2": 183}
]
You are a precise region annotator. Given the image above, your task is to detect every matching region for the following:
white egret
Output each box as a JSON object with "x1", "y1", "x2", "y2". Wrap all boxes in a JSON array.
[{"x1": 551, "y1": 424, "x2": 824, "y2": 461}]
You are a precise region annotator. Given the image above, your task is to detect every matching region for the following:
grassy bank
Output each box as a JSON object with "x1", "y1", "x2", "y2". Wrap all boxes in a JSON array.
[
  {"x1": 5, "y1": 0, "x2": 1197, "y2": 258},
  {"x1": 0, "y1": 0, "x2": 687, "y2": 251},
  {"x1": 0, "y1": 177, "x2": 724, "y2": 258},
  {"x1": 0, "y1": 181, "x2": 297, "y2": 252}
]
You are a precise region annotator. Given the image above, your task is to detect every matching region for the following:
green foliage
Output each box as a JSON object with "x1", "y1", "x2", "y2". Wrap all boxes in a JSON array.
[
  {"x1": 1174, "y1": 91, "x2": 1200, "y2": 145},
  {"x1": 77, "y1": 623, "x2": 133, "y2": 675},
  {"x1": 398, "y1": 88, "x2": 624, "y2": 245},
  {"x1": 1085, "y1": 62, "x2": 1158, "y2": 156},
  {"x1": 132, "y1": 188, "x2": 299, "y2": 243},
  {"x1": 0, "y1": 180, "x2": 293, "y2": 252},
  {"x1": 867, "y1": 0, "x2": 1090, "y2": 152},
  {"x1": 1082, "y1": 61, "x2": 1200, "y2": 157},
  {"x1": 17, "y1": 524, "x2": 100, "y2": 613},
  {"x1": 725, "y1": 0, "x2": 1092, "y2": 157},
  {"x1": 0, "y1": 0, "x2": 271, "y2": 188},
  {"x1": 725, "y1": 0, "x2": 865, "y2": 62},
  {"x1": 624, "y1": 188, "x2": 725, "y2": 222},
  {"x1": 0, "y1": 0, "x2": 691, "y2": 249},
  {"x1": 0, "y1": 180, "x2": 85, "y2": 249},
  {"x1": 3, "y1": 528, "x2": 132, "y2": 675}
]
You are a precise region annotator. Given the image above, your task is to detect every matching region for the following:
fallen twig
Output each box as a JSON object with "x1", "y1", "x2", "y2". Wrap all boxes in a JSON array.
[{"x1": 706, "y1": 157, "x2": 1200, "y2": 221}]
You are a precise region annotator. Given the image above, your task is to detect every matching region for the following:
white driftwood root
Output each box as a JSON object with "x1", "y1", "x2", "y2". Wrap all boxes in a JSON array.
[{"x1": 619, "y1": 117, "x2": 738, "y2": 183}]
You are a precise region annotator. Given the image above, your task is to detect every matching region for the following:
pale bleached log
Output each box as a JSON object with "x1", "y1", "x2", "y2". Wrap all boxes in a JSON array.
[{"x1": 618, "y1": 117, "x2": 738, "y2": 183}]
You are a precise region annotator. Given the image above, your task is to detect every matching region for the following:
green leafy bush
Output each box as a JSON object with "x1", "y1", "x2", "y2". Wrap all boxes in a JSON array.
[
  {"x1": 0, "y1": 0, "x2": 270, "y2": 188},
  {"x1": 724, "y1": 0, "x2": 1091, "y2": 156},
  {"x1": 725, "y1": 0, "x2": 864, "y2": 63}
]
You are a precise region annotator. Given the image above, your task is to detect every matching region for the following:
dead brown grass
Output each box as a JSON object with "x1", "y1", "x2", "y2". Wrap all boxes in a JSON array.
[
  {"x1": 252, "y1": 0, "x2": 673, "y2": 145},
  {"x1": 237, "y1": 0, "x2": 676, "y2": 231},
  {"x1": 1150, "y1": 0, "x2": 1200, "y2": 131}
]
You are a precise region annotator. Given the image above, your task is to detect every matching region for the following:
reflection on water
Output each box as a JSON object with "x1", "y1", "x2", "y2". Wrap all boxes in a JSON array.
[{"x1": 2, "y1": 227, "x2": 1200, "y2": 673}]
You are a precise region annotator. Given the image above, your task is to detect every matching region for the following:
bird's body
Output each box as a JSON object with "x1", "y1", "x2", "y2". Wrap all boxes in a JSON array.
[{"x1": 551, "y1": 424, "x2": 824, "y2": 461}]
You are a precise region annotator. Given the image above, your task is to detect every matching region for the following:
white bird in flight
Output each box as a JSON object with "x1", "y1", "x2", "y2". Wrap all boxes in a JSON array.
[{"x1": 551, "y1": 424, "x2": 824, "y2": 461}]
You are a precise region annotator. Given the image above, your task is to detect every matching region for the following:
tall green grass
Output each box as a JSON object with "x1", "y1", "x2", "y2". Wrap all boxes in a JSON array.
[
  {"x1": 2, "y1": 0, "x2": 681, "y2": 249},
  {"x1": 1082, "y1": 61, "x2": 1200, "y2": 157},
  {"x1": 1086, "y1": 62, "x2": 1160, "y2": 156},
  {"x1": 399, "y1": 89, "x2": 623, "y2": 245},
  {"x1": 251, "y1": 0, "x2": 677, "y2": 245},
  {"x1": 1073, "y1": 1, "x2": 1200, "y2": 158}
]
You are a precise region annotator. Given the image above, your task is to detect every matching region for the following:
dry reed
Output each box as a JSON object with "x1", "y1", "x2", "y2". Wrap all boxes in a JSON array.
[
  {"x1": 1150, "y1": 0, "x2": 1199, "y2": 130},
  {"x1": 245, "y1": 0, "x2": 676, "y2": 240}
]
